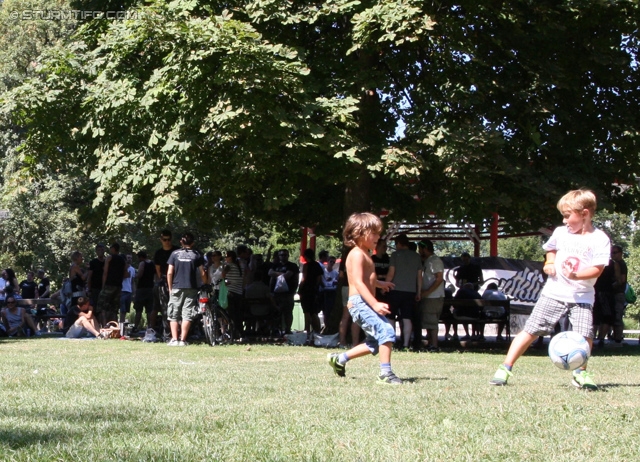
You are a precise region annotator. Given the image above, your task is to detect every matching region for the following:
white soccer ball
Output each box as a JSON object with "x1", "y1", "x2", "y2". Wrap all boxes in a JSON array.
[{"x1": 548, "y1": 331, "x2": 591, "y2": 370}]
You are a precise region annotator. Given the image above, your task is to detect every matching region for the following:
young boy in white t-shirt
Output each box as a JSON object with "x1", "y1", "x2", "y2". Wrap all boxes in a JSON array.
[{"x1": 490, "y1": 189, "x2": 610, "y2": 390}]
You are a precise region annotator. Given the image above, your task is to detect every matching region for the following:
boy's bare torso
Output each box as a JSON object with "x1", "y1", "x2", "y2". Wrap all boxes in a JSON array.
[{"x1": 346, "y1": 246, "x2": 377, "y2": 298}]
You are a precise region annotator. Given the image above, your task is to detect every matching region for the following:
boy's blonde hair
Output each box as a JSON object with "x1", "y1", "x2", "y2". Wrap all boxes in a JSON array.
[
  {"x1": 557, "y1": 189, "x2": 597, "y2": 215},
  {"x1": 343, "y1": 212, "x2": 383, "y2": 247}
]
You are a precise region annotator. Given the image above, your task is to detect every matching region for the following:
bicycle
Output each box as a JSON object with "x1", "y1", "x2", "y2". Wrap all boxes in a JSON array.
[
  {"x1": 155, "y1": 278, "x2": 171, "y2": 342},
  {"x1": 198, "y1": 284, "x2": 234, "y2": 346}
]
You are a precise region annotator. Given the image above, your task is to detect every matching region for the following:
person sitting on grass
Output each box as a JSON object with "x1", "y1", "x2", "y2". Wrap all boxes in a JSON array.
[
  {"x1": 327, "y1": 212, "x2": 400, "y2": 385},
  {"x1": 1, "y1": 295, "x2": 40, "y2": 337},
  {"x1": 65, "y1": 297, "x2": 105, "y2": 339},
  {"x1": 490, "y1": 189, "x2": 609, "y2": 391}
]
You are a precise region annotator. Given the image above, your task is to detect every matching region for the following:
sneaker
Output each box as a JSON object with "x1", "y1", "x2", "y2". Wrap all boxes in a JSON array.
[
  {"x1": 572, "y1": 370, "x2": 598, "y2": 391},
  {"x1": 167, "y1": 339, "x2": 180, "y2": 346},
  {"x1": 377, "y1": 371, "x2": 403, "y2": 385},
  {"x1": 427, "y1": 346, "x2": 441, "y2": 353},
  {"x1": 177, "y1": 340, "x2": 188, "y2": 347},
  {"x1": 489, "y1": 365, "x2": 513, "y2": 386},
  {"x1": 327, "y1": 353, "x2": 346, "y2": 377},
  {"x1": 142, "y1": 328, "x2": 157, "y2": 343}
]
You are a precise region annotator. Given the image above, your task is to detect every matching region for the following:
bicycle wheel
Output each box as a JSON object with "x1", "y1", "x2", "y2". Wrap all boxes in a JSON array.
[
  {"x1": 158, "y1": 283, "x2": 171, "y2": 341},
  {"x1": 214, "y1": 307, "x2": 234, "y2": 345},
  {"x1": 202, "y1": 309, "x2": 215, "y2": 346}
]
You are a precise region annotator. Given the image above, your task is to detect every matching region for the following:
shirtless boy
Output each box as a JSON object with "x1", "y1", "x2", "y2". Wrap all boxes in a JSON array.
[{"x1": 327, "y1": 212, "x2": 401, "y2": 384}]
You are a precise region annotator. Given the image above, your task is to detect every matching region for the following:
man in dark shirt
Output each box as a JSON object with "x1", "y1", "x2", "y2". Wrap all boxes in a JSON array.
[
  {"x1": 595, "y1": 244, "x2": 628, "y2": 346},
  {"x1": 36, "y1": 269, "x2": 51, "y2": 332},
  {"x1": 454, "y1": 252, "x2": 484, "y2": 291},
  {"x1": 87, "y1": 243, "x2": 106, "y2": 309},
  {"x1": 134, "y1": 250, "x2": 157, "y2": 341},
  {"x1": 37, "y1": 269, "x2": 50, "y2": 299},
  {"x1": 371, "y1": 239, "x2": 390, "y2": 301},
  {"x1": 453, "y1": 282, "x2": 481, "y2": 340},
  {"x1": 96, "y1": 242, "x2": 127, "y2": 326},
  {"x1": 20, "y1": 271, "x2": 39, "y2": 299},
  {"x1": 268, "y1": 249, "x2": 299, "y2": 334},
  {"x1": 153, "y1": 229, "x2": 180, "y2": 319},
  {"x1": 166, "y1": 232, "x2": 206, "y2": 346}
]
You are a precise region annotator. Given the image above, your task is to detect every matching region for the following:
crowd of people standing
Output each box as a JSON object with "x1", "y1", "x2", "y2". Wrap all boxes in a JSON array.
[
  {"x1": 0, "y1": 229, "x2": 342, "y2": 345},
  {"x1": 3, "y1": 218, "x2": 632, "y2": 357}
]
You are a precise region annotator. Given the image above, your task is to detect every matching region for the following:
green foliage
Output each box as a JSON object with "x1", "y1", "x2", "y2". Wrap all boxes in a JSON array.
[
  {"x1": 0, "y1": 0, "x2": 77, "y2": 92},
  {"x1": 624, "y1": 241, "x2": 640, "y2": 323},
  {"x1": 3, "y1": 0, "x2": 640, "y2": 252},
  {"x1": 499, "y1": 236, "x2": 545, "y2": 261},
  {"x1": 593, "y1": 210, "x2": 637, "y2": 249}
]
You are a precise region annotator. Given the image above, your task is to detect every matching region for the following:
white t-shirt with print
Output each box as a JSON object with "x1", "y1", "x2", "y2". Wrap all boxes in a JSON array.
[
  {"x1": 422, "y1": 254, "x2": 445, "y2": 298},
  {"x1": 541, "y1": 226, "x2": 610, "y2": 304}
]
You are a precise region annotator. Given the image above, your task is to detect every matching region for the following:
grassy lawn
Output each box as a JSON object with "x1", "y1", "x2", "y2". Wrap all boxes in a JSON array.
[{"x1": 2, "y1": 337, "x2": 640, "y2": 461}]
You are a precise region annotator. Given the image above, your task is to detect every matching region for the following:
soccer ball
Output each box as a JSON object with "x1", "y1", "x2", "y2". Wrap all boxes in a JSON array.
[{"x1": 548, "y1": 331, "x2": 591, "y2": 370}]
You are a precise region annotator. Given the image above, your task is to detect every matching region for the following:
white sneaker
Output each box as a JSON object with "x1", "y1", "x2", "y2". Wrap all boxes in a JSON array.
[
  {"x1": 167, "y1": 339, "x2": 180, "y2": 346},
  {"x1": 142, "y1": 328, "x2": 157, "y2": 343},
  {"x1": 177, "y1": 340, "x2": 188, "y2": 347}
]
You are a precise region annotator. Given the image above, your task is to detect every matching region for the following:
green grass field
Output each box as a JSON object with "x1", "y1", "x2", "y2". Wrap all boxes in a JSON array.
[{"x1": 2, "y1": 337, "x2": 640, "y2": 461}]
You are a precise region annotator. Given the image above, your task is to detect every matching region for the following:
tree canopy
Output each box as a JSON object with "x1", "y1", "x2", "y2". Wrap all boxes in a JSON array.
[{"x1": 2, "y1": 0, "x2": 640, "y2": 239}]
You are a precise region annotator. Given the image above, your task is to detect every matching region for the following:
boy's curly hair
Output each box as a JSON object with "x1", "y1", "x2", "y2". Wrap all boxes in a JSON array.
[{"x1": 343, "y1": 212, "x2": 383, "y2": 247}]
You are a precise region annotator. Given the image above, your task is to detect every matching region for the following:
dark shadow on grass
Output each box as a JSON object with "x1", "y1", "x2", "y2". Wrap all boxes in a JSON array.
[
  {"x1": 400, "y1": 377, "x2": 448, "y2": 383},
  {"x1": 0, "y1": 427, "x2": 71, "y2": 450},
  {"x1": 440, "y1": 341, "x2": 640, "y2": 357},
  {"x1": 598, "y1": 383, "x2": 640, "y2": 389}
]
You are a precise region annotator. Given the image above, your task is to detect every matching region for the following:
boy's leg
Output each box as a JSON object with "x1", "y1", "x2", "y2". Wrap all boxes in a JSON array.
[
  {"x1": 491, "y1": 296, "x2": 569, "y2": 386},
  {"x1": 79, "y1": 317, "x2": 100, "y2": 337},
  {"x1": 379, "y1": 341, "x2": 392, "y2": 364},
  {"x1": 567, "y1": 303, "x2": 598, "y2": 390},
  {"x1": 328, "y1": 342, "x2": 370, "y2": 377},
  {"x1": 377, "y1": 341, "x2": 402, "y2": 384},
  {"x1": 329, "y1": 295, "x2": 398, "y2": 381},
  {"x1": 503, "y1": 330, "x2": 538, "y2": 366},
  {"x1": 489, "y1": 330, "x2": 538, "y2": 386}
]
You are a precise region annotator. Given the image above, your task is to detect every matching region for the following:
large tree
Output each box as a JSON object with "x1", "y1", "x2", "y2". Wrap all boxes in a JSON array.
[{"x1": 2, "y1": 0, "x2": 640, "y2": 237}]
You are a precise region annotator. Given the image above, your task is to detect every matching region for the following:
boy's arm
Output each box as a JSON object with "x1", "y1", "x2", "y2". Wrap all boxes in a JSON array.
[
  {"x1": 543, "y1": 251, "x2": 557, "y2": 277},
  {"x1": 562, "y1": 263, "x2": 605, "y2": 281},
  {"x1": 415, "y1": 268, "x2": 422, "y2": 301}
]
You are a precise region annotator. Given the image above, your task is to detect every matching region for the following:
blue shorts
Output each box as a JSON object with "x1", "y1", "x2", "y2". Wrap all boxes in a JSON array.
[{"x1": 348, "y1": 295, "x2": 396, "y2": 355}]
